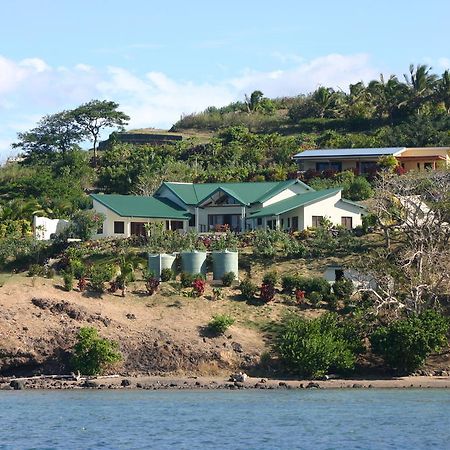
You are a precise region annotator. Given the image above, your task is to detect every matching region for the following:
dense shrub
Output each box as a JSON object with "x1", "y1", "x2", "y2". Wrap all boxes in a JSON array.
[
  {"x1": 296, "y1": 276, "x2": 331, "y2": 297},
  {"x1": 332, "y1": 278, "x2": 354, "y2": 299},
  {"x1": 62, "y1": 271, "x2": 74, "y2": 292},
  {"x1": 370, "y1": 310, "x2": 449, "y2": 374},
  {"x1": 72, "y1": 327, "x2": 122, "y2": 375},
  {"x1": 221, "y1": 271, "x2": 236, "y2": 287},
  {"x1": 323, "y1": 292, "x2": 339, "y2": 310},
  {"x1": 160, "y1": 268, "x2": 174, "y2": 282},
  {"x1": 28, "y1": 264, "x2": 46, "y2": 277},
  {"x1": 89, "y1": 264, "x2": 114, "y2": 293},
  {"x1": 308, "y1": 291, "x2": 323, "y2": 307},
  {"x1": 262, "y1": 271, "x2": 278, "y2": 287},
  {"x1": 281, "y1": 274, "x2": 298, "y2": 293},
  {"x1": 277, "y1": 313, "x2": 359, "y2": 378},
  {"x1": 239, "y1": 278, "x2": 258, "y2": 301},
  {"x1": 69, "y1": 258, "x2": 87, "y2": 279},
  {"x1": 208, "y1": 314, "x2": 235, "y2": 335},
  {"x1": 180, "y1": 272, "x2": 195, "y2": 288}
]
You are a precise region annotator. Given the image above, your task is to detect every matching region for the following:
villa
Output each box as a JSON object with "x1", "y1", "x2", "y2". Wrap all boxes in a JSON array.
[
  {"x1": 91, "y1": 179, "x2": 365, "y2": 238},
  {"x1": 293, "y1": 147, "x2": 450, "y2": 174}
]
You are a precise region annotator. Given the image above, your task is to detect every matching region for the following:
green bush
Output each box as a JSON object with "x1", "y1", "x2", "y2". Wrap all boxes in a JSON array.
[
  {"x1": 344, "y1": 177, "x2": 373, "y2": 201},
  {"x1": 239, "y1": 278, "x2": 258, "y2": 301},
  {"x1": 180, "y1": 272, "x2": 195, "y2": 288},
  {"x1": 160, "y1": 268, "x2": 174, "y2": 282},
  {"x1": 28, "y1": 264, "x2": 46, "y2": 277},
  {"x1": 72, "y1": 327, "x2": 122, "y2": 375},
  {"x1": 296, "y1": 276, "x2": 331, "y2": 297},
  {"x1": 69, "y1": 258, "x2": 87, "y2": 279},
  {"x1": 333, "y1": 278, "x2": 354, "y2": 299},
  {"x1": 208, "y1": 314, "x2": 235, "y2": 335},
  {"x1": 89, "y1": 264, "x2": 114, "y2": 293},
  {"x1": 370, "y1": 310, "x2": 449, "y2": 374},
  {"x1": 277, "y1": 313, "x2": 358, "y2": 378},
  {"x1": 308, "y1": 291, "x2": 323, "y2": 307},
  {"x1": 221, "y1": 271, "x2": 236, "y2": 287},
  {"x1": 262, "y1": 271, "x2": 278, "y2": 287},
  {"x1": 281, "y1": 274, "x2": 298, "y2": 293},
  {"x1": 62, "y1": 271, "x2": 74, "y2": 292},
  {"x1": 323, "y1": 292, "x2": 339, "y2": 310}
]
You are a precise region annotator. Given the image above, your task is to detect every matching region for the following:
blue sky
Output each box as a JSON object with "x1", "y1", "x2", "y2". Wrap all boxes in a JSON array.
[{"x1": 1, "y1": 0, "x2": 449, "y2": 159}]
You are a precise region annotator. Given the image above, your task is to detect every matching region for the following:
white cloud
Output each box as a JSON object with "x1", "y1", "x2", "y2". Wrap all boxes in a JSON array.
[
  {"x1": 438, "y1": 57, "x2": 450, "y2": 70},
  {"x1": 0, "y1": 52, "x2": 379, "y2": 161}
]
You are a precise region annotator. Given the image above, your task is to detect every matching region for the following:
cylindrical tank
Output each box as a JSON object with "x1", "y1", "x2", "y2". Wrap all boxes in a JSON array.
[
  {"x1": 181, "y1": 251, "x2": 207, "y2": 275},
  {"x1": 212, "y1": 250, "x2": 239, "y2": 281},
  {"x1": 148, "y1": 253, "x2": 177, "y2": 278}
]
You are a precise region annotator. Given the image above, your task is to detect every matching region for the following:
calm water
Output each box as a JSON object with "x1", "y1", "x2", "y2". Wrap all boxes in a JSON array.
[{"x1": 0, "y1": 389, "x2": 449, "y2": 449}]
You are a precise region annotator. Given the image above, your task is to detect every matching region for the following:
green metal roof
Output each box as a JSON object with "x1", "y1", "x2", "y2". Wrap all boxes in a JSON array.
[
  {"x1": 249, "y1": 188, "x2": 341, "y2": 218},
  {"x1": 256, "y1": 179, "x2": 313, "y2": 204},
  {"x1": 91, "y1": 194, "x2": 191, "y2": 220},
  {"x1": 196, "y1": 186, "x2": 248, "y2": 206},
  {"x1": 159, "y1": 180, "x2": 308, "y2": 206}
]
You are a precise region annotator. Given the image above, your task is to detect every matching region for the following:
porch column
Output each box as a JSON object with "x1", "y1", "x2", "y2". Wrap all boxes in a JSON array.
[
  {"x1": 263, "y1": 217, "x2": 267, "y2": 229},
  {"x1": 240, "y1": 206, "x2": 246, "y2": 232},
  {"x1": 275, "y1": 216, "x2": 280, "y2": 230}
]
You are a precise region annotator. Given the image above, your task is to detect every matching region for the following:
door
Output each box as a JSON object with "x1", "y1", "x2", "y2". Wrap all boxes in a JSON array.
[
  {"x1": 131, "y1": 222, "x2": 146, "y2": 236},
  {"x1": 341, "y1": 217, "x2": 353, "y2": 230}
]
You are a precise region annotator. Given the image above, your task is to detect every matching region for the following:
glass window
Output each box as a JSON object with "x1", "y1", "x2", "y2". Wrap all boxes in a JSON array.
[
  {"x1": 114, "y1": 221, "x2": 125, "y2": 234},
  {"x1": 257, "y1": 218, "x2": 262, "y2": 226},
  {"x1": 312, "y1": 216, "x2": 323, "y2": 228},
  {"x1": 341, "y1": 217, "x2": 353, "y2": 230}
]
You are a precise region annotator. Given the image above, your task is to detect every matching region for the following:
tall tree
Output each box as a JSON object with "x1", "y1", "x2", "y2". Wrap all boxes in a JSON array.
[
  {"x1": 72, "y1": 100, "x2": 130, "y2": 165},
  {"x1": 404, "y1": 64, "x2": 438, "y2": 114},
  {"x1": 13, "y1": 111, "x2": 85, "y2": 163},
  {"x1": 436, "y1": 70, "x2": 450, "y2": 113}
]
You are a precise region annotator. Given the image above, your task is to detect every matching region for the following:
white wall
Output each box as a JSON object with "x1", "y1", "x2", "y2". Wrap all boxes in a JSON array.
[
  {"x1": 303, "y1": 192, "x2": 363, "y2": 228},
  {"x1": 156, "y1": 185, "x2": 188, "y2": 208},
  {"x1": 33, "y1": 216, "x2": 70, "y2": 240}
]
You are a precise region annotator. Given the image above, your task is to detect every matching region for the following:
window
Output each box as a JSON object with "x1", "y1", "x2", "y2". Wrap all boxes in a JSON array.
[
  {"x1": 171, "y1": 221, "x2": 184, "y2": 231},
  {"x1": 280, "y1": 218, "x2": 284, "y2": 229},
  {"x1": 312, "y1": 216, "x2": 323, "y2": 228},
  {"x1": 335, "y1": 269, "x2": 344, "y2": 281},
  {"x1": 292, "y1": 216, "x2": 298, "y2": 231},
  {"x1": 287, "y1": 218, "x2": 291, "y2": 228},
  {"x1": 257, "y1": 218, "x2": 262, "y2": 226},
  {"x1": 424, "y1": 162, "x2": 433, "y2": 170},
  {"x1": 189, "y1": 215, "x2": 196, "y2": 227},
  {"x1": 360, "y1": 161, "x2": 377, "y2": 174},
  {"x1": 114, "y1": 221, "x2": 125, "y2": 234},
  {"x1": 97, "y1": 222, "x2": 103, "y2": 234},
  {"x1": 267, "y1": 219, "x2": 275, "y2": 230},
  {"x1": 341, "y1": 217, "x2": 353, "y2": 230}
]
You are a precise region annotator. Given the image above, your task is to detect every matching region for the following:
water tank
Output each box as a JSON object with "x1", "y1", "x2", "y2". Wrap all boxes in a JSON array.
[
  {"x1": 212, "y1": 250, "x2": 239, "y2": 281},
  {"x1": 148, "y1": 253, "x2": 177, "y2": 279},
  {"x1": 181, "y1": 251, "x2": 207, "y2": 275}
]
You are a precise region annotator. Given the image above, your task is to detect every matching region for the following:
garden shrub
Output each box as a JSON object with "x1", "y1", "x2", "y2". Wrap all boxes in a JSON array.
[
  {"x1": 323, "y1": 292, "x2": 339, "y2": 310},
  {"x1": 192, "y1": 278, "x2": 206, "y2": 297},
  {"x1": 221, "y1": 271, "x2": 236, "y2": 287},
  {"x1": 160, "y1": 268, "x2": 174, "y2": 282},
  {"x1": 62, "y1": 271, "x2": 74, "y2": 292},
  {"x1": 332, "y1": 278, "x2": 354, "y2": 299},
  {"x1": 296, "y1": 276, "x2": 331, "y2": 297},
  {"x1": 70, "y1": 258, "x2": 87, "y2": 279},
  {"x1": 28, "y1": 264, "x2": 46, "y2": 277},
  {"x1": 72, "y1": 327, "x2": 122, "y2": 375},
  {"x1": 277, "y1": 313, "x2": 358, "y2": 378},
  {"x1": 262, "y1": 271, "x2": 278, "y2": 287},
  {"x1": 239, "y1": 278, "x2": 258, "y2": 301},
  {"x1": 208, "y1": 314, "x2": 235, "y2": 335},
  {"x1": 89, "y1": 264, "x2": 114, "y2": 293},
  {"x1": 308, "y1": 291, "x2": 323, "y2": 307},
  {"x1": 180, "y1": 272, "x2": 195, "y2": 288},
  {"x1": 370, "y1": 310, "x2": 449, "y2": 374},
  {"x1": 281, "y1": 274, "x2": 298, "y2": 293}
]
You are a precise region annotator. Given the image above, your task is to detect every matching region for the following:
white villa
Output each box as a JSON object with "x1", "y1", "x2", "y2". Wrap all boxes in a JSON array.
[{"x1": 91, "y1": 180, "x2": 366, "y2": 238}]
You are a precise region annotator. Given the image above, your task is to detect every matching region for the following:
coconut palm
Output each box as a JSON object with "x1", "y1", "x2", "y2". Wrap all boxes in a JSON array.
[
  {"x1": 312, "y1": 87, "x2": 339, "y2": 118},
  {"x1": 404, "y1": 64, "x2": 438, "y2": 114},
  {"x1": 435, "y1": 70, "x2": 450, "y2": 113}
]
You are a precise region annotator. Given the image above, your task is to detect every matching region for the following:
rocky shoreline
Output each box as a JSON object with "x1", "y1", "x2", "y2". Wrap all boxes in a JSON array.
[{"x1": 2, "y1": 374, "x2": 450, "y2": 391}]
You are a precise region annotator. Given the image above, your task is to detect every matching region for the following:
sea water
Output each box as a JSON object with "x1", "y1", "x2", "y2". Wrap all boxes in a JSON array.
[{"x1": 0, "y1": 389, "x2": 449, "y2": 449}]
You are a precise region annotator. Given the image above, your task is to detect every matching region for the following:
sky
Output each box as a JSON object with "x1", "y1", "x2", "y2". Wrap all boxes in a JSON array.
[{"x1": 0, "y1": 0, "x2": 449, "y2": 160}]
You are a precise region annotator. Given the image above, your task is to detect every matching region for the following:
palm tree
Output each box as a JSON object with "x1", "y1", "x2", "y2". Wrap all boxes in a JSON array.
[
  {"x1": 435, "y1": 70, "x2": 450, "y2": 113},
  {"x1": 404, "y1": 64, "x2": 438, "y2": 114},
  {"x1": 367, "y1": 74, "x2": 409, "y2": 123},
  {"x1": 312, "y1": 87, "x2": 337, "y2": 118}
]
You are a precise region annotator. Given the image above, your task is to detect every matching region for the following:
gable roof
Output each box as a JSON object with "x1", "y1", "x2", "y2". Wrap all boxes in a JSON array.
[
  {"x1": 250, "y1": 188, "x2": 341, "y2": 218},
  {"x1": 158, "y1": 180, "x2": 308, "y2": 206},
  {"x1": 91, "y1": 194, "x2": 191, "y2": 220},
  {"x1": 294, "y1": 147, "x2": 405, "y2": 159},
  {"x1": 197, "y1": 186, "x2": 248, "y2": 206}
]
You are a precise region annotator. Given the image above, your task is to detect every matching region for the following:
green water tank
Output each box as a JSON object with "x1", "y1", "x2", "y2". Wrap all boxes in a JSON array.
[
  {"x1": 148, "y1": 253, "x2": 177, "y2": 279},
  {"x1": 181, "y1": 251, "x2": 207, "y2": 275},
  {"x1": 212, "y1": 250, "x2": 239, "y2": 281}
]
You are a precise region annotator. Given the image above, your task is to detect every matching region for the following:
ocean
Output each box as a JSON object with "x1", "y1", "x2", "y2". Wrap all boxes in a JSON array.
[{"x1": 1, "y1": 389, "x2": 449, "y2": 449}]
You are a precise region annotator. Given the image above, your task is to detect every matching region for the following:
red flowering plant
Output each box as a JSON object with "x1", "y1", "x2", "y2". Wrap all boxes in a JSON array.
[
  {"x1": 295, "y1": 289, "x2": 305, "y2": 304},
  {"x1": 192, "y1": 278, "x2": 206, "y2": 297},
  {"x1": 260, "y1": 283, "x2": 276, "y2": 303}
]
